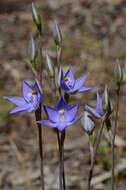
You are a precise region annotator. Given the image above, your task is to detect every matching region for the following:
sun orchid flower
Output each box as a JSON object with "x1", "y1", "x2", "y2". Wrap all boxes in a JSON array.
[
  {"x1": 4, "y1": 80, "x2": 43, "y2": 114},
  {"x1": 37, "y1": 97, "x2": 79, "y2": 131},
  {"x1": 85, "y1": 92, "x2": 105, "y2": 119},
  {"x1": 59, "y1": 68, "x2": 92, "y2": 93}
]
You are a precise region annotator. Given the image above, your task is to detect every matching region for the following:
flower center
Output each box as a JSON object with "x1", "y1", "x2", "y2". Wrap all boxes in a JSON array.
[
  {"x1": 59, "y1": 108, "x2": 65, "y2": 122},
  {"x1": 28, "y1": 90, "x2": 37, "y2": 102},
  {"x1": 64, "y1": 77, "x2": 70, "y2": 82}
]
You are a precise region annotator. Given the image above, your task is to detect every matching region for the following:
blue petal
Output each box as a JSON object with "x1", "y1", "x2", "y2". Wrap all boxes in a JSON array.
[
  {"x1": 67, "y1": 116, "x2": 79, "y2": 126},
  {"x1": 4, "y1": 96, "x2": 26, "y2": 106},
  {"x1": 85, "y1": 105, "x2": 102, "y2": 118},
  {"x1": 10, "y1": 104, "x2": 31, "y2": 114},
  {"x1": 64, "y1": 68, "x2": 75, "y2": 88},
  {"x1": 96, "y1": 92, "x2": 104, "y2": 115},
  {"x1": 69, "y1": 75, "x2": 88, "y2": 92},
  {"x1": 57, "y1": 122, "x2": 67, "y2": 131},
  {"x1": 58, "y1": 116, "x2": 79, "y2": 131},
  {"x1": 34, "y1": 80, "x2": 43, "y2": 97},
  {"x1": 78, "y1": 86, "x2": 92, "y2": 93},
  {"x1": 22, "y1": 81, "x2": 32, "y2": 102},
  {"x1": 55, "y1": 97, "x2": 67, "y2": 110},
  {"x1": 64, "y1": 105, "x2": 79, "y2": 122},
  {"x1": 37, "y1": 120, "x2": 57, "y2": 128},
  {"x1": 60, "y1": 81, "x2": 71, "y2": 91},
  {"x1": 44, "y1": 105, "x2": 59, "y2": 122}
]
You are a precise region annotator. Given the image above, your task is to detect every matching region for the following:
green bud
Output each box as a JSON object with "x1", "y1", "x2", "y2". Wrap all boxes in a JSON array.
[
  {"x1": 45, "y1": 52, "x2": 55, "y2": 78},
  {"x1": 53, "y1": 21, "x2": 62, "y2": 46},
  {"x1": 103, "y1": 86, "x2": 112, "y2": 116},
  {"x1": 32, "y1": 3, "x2": 42, "y2": 34},
  {"x1": 113, "y1": 61, "x2": 123, "y2": 86},
  {"x1": 27, "y1": 35, "x2": 38, "y2": 65}
]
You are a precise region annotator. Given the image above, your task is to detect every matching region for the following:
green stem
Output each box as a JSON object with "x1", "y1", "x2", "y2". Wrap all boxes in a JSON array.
[
  {"x1": 87, "y1": 121, "x2": 104, "y2": 190},
  {"x1": 111, "y1": 87, "x2": 120, "y2": 190}
]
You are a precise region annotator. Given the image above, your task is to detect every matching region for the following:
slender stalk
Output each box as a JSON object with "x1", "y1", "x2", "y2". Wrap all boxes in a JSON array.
[
  {"x1": 61, "y1": 130, "x2": 66, "y2": 190},
  {"x1": 35, "y1": 33, "x2": 45, "y2": 190},
  {"x1": 57, "y1": 131, "x2": 62, "y2": 190},
  {"x1": 111, "y1": 87, "x2": 120, "y2": 190},
  {"x1": 87, "y1": 121, "x2": 104, "y2": 190},
  {"x1": 57, "y1": 130, "x2": 66, "y2": 190}
]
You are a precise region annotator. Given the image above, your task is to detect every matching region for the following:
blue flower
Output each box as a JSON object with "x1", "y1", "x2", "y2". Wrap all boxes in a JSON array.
[
  {"x1": 4, "y1": 80, "x2": 43, "y2": 114},
  {"x1": 59, "y1": 68, "x2": 92, "y2": 93},
  {"x1": 85, "y1": 92, "x2": 105, "y2": 119},
  {"x1": 37, "y1": 97, "x2": 79, "y2": 131}
]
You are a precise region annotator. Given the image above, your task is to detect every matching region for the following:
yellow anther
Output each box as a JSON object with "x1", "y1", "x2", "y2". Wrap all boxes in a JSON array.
[
  {"x1": 64, "y1": 77, "x2": 69, "y2": 82},
  {"x1": 28, "y1": 90, "x2": 37, "y2": 97},
  {"x1": 59, "y1": 108, "x2": 65, "y2": 114}
]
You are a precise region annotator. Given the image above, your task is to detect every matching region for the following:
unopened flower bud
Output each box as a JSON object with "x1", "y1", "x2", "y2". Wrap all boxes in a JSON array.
[
  {"x1": 53, "y1": 21, "x2": 62, "y2": 46},
  {"x1": 82, "y1": 111, "x2": 95, "y2": 135},
  {"x1": 45, "y1": 52, "x2": 55, "y2": 78},
  {"x1": 103, "y1": 86, "x2": 112, "y2": 116},
  {"x1": 27, "y1": 35, "x2": 38, "y2": 65},
  {"x1": 32, "y1": 3, "x2": 42, "y2": 34},
  {"x1": 113, "y1": 61, "x2": 123, "y2": 86}
]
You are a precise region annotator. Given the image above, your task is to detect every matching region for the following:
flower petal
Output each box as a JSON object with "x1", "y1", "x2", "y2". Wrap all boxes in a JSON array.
[
  {"x1": 65, "y1": 68, "x2": 75, "y2": 86},
  {"x1": 78, "y1": 86, "x2": 92, "y2": 93},
  {"x1": 34, "y1": 80, "x2": 43, "y2": 97},
  {"x1": 10, "y1": 104, "x2": 31, "y2": 114},
  {"x1": 64, "y1": 104, "x2": 79, "y2": 122},
  {"x1": 55, "y1": 97, "x2": 67, "y2": 110},
  {"x1": 69, "y1": 75, "x2": 88, "y2": 92},
  {"x1": 96, "y1": 92, "x2": 104, "y2": 115},
  {"x1": 67, "y1": 116, "x2": 79, "y2": 126},
  {"x1": 57, "y1": 122, "x2": 67, "y2": 131},
  {"x1": 37, "y1": 120, "x2": 57, "y2": 128},
  {"x1": 44, "y1": 105, "x2": 59, "y2": 122},
  {"x1": 4, "y1": 96, "x2": 26, "y2": 106},
  {"x1": 85, "y1": 105, "x2": 101, "y2": 118},
  {"x1": 22, "y1": 81, "x2": 32, "y2": 102}
]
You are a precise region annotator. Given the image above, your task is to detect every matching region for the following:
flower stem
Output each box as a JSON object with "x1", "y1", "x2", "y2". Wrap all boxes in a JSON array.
[
  {"x1": 87, "y1": 121, "x2": 104, "y2": 190},
  {"x1": 111, "y1": 87, "x2": 120, "y2": 190},
  {"x1": 61, "y1": 130, "x2": 66, "y2": 190},
  {"x1": 35, "y1": 110, "x2": 44, "y2": 190},
  {"x1": 57, "y1": 130, "x2": 66, "y2": 190},
  {"x1": 35, "y1": 33, "x2": 45, "y2": 190}
]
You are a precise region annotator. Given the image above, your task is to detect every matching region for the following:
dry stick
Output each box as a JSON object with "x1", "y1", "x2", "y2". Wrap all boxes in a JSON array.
[
  {"x1": 87, "y1": 121, "x2": 104, "y2": 190},
  {"x1": 35, "y1": 33, "x2": 45, "y2": 190},
  {"x1": 111, "y1": 87, "x2": 120, "y2": 190}
]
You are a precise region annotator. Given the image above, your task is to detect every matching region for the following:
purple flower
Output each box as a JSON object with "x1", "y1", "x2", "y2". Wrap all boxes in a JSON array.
[
  {"x1": 85, "y1": 92, "x2": 105, "y2": 119},
  {"x1": 37, "y1": 97, "x2": 79, "y2": 131},
  {"x1": 4, "y1": 80, "x2": 43, "y2": 114},
  {"x1": 59, "y1": 68, "x2": 92, "y2": 93}
]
